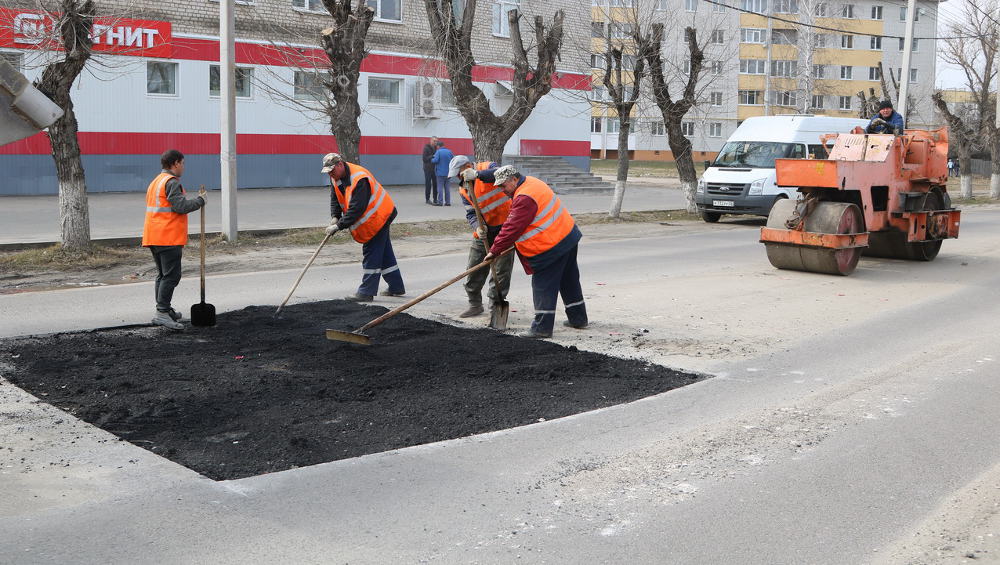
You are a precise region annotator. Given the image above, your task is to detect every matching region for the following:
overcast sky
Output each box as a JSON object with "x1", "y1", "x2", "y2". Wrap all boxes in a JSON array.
[{"x1": 936, "y1": 0, "x2": 971, "y2": 89}]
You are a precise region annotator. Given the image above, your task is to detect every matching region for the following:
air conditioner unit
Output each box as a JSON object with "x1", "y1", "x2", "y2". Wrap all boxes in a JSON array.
[{"x1": 413, "y1": 80, "x2": 441, "y2": 119}]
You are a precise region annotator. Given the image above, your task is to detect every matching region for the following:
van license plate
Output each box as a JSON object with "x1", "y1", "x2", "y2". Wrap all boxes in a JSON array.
[{"x1": 712, "y1": 200, "x2": 735, "y2": 207}]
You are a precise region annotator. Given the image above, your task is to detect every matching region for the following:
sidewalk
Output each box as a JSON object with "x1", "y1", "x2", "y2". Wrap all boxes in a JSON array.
[{"x1": 0, "y1": 182, "x2": 686, "y2": 246}]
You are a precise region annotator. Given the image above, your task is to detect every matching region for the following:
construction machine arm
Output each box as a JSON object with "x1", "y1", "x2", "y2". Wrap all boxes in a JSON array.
[{"x1": 0, "y1": 58, "x2": 63, "y2": 146}]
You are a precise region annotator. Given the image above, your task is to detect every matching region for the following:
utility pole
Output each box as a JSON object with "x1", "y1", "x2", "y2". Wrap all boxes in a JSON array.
[
  {"x1": 764, "y1": 10, "x2": 773, "y2": 116},
  {"x1": 897, "y1": 0, "x2": 917, "y2": 118},
  {"x1": 220, "y1": 0, "x2": 238, "y2": 241}
]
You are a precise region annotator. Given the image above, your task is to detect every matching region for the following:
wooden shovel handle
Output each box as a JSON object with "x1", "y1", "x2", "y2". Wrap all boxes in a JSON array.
[
  {"x1": 275, "y1": 232, "x2": 332, "y2": 315},
  {"x1": 199, "y1": 185, "x2": 206, "y2": 303},
  {"x1": 358, "y1": 246, "x2": 514, "y2": 333}
]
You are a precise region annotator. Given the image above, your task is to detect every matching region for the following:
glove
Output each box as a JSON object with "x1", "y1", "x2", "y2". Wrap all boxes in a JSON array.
[
  {"x1": 329, "y1": 216, "x2": 339, "y2": 225},
  {"x1": 198, "y1": 187, "x2": 207, "y2": 204},
  {"x1": 461, "y1": 168, "x2": 478, "y2": 182},
  {"x1": 476, "y1": 225, "x2": 487, "y2": 239},
  {"x1": 325, "y1": 224, "x2": 340, "y2": 236}
]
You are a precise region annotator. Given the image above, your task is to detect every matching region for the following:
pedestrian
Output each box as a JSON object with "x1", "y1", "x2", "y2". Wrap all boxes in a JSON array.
[
  {"x1": 322, "y1": 152, "x2": 405, "y2": 302},
  {"x1": 431, "y1": 140, "x2": 454, "y2": 206},
  {"x1": 947, "y1": 158, "x2": 954, "y2": 178},
  {"x1": 473, "y1": 165, "x2": 588, "y2": 338},
  {"x1": 422, "y1": 136, "x2": 439, "y2": 205},
  {"x1": 448, "y1": 155, "x2": 515, "y2": 318},
  {"x1": 141, "y1": 149, "x2": 206, "y2": 331},
  {"x1": 954, "y1": 159, "x2": 961, "y2": 177}
]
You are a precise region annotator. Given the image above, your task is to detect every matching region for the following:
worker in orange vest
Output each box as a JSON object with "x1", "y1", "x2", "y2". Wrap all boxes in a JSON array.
[
  {"x1": 449, "y1": 154, "x2": 514, "y2": 318},
  {"x1": 141, "y1": 149, "x2": 206, "y2": 330},
  {"x1": 473, "y1": 165, "x2": 588, "y2": 338},
  {"x1": 322, "y1": 152, "x2": 405, "y2": 301}
]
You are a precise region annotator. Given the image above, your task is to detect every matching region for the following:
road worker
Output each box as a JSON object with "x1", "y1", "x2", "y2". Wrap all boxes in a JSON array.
[{"x1": 866, "y1": 100, "x2": 905, "y2": 135}]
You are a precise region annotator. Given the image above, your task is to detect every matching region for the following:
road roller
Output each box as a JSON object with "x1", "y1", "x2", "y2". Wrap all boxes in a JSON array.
[{"x1": 759, "y1": 127, "x2": 961, "y2": 276}]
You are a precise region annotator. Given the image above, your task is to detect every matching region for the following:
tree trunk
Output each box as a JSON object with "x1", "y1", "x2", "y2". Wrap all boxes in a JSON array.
[
  {"x1": 609, "y1": 120, "x2": 631, "y2": 218},
  {"x1": 957, "y1": 150, "x2": 972, "y2": 199},
  {"x1": 666, "y1": 122, "x2": 697, "y2": 213},
  {"x1": 472, "y1": 126, "x2": 507, "y2": 164},
  {"x1": 48, "y1": 102, "x2": 91, "y2": 249},
  {"x1": 329, "y1": 87, "x2": 362, "y2": 163}
]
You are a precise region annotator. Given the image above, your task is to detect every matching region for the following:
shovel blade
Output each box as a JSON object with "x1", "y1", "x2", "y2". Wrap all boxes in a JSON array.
[
  {"x1": 325, "y1": 328, "x2": 372, "y2": 345},
  {"x1": 488, "y1": 300, "x2": 510, "y2": 330},
  {"x1": 191, "y1": 302, "x2": 216, "y2": 327}
]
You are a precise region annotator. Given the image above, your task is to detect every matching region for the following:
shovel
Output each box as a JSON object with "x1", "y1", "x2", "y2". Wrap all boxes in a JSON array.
[
  {"x1": 190, "y1": 186, "x2": 216, "y2": 326},
  {"x1": 275, "y1": 231, "x2": 335, "y2": 317},
  {"x1": 325, "y1": 247, "x2": 514, "y2": 345},
  {"x1": 465, "y1": 178, "x2": 510, "y2": 330}
]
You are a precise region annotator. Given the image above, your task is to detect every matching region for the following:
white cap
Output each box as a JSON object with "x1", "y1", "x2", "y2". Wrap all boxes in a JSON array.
[{"x1": 448, "y1": 155, "x2": 471, "y2": 178}]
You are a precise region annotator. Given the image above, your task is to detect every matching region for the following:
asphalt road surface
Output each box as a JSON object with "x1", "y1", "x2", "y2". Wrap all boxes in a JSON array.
[{"x1": 1, "y1": 208, "x2": 999, "y2": 564}]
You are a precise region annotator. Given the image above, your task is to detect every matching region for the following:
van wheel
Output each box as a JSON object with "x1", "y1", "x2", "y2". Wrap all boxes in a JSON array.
[{"x1": 701, "y1": 210, "x2": 722, "y2": 223}]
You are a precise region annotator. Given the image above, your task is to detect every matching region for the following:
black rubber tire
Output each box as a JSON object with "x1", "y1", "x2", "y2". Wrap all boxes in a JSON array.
[{"x1": 701, "y1": 210, "x2": 722, "y2": 223}]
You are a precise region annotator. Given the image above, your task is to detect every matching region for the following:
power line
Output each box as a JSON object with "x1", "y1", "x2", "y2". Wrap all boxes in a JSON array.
[{"x1": 698, "y1": 0, "x2": 987, "y2": 41}]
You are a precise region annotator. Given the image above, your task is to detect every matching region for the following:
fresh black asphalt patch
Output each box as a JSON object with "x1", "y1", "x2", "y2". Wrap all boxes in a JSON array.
[{"x1": 0, "y1": 300, "x2": 706, "y2": 480}]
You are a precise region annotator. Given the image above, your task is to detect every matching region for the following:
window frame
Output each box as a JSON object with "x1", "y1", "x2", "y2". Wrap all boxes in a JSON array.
[
  {"x1": 870, "y1": 5, "x2": 882, "y2": 19},
  {"x1": 711, "y1": 29, "x2": 725, "y2": 44},
  {"x1": 710, "y1": 91, "x2": 723, "y2": 106},
  {"x1": 606, "y1": 117, "x2": 621, "y2": 134},
  {"x1": 492, "y1": 0, "x2": 520, "y2": 38},
  {"x1": 741, "y1": 28, "x2": 766, "y2": 44},
  {"x1": 209, "y1": 64, "x2": 254, "y2": 99},
  {"x1": 681, "y1": 121, "x2": 695, "y2": 136},
  {"x1": 838, "y1": 95, "x2": 852, "y2": 110},
  {"x1": 810, "y1": 94, "x2": 825, "y2": 109},
  {"x1": 740, "y1": 59, "x2": 767, "y2": 74},
  {"x1": 868, "y1": 66, "x2": 881, "y2": 81},
  {"x1": 293, "y1": 70, "x2": 325, "y2": 101},
  {"x1": 739, "y1": 89, "x2": 762, "y2": 105},
  {"x1": 841, "y1": 3, "x2": 854, "y2": 18},
  {"x1": 709, "y1": 122, "x2": 722, "y2": 138},
  {"x1": 591, "y1": 116, "x2": 602, "y2": 133},
  {"x1": 685, "y1": 0, "x2": 698, "y2": 12},
  {"x1": 870, "y1": 35, "x2": 882, "y2": 50},
  {"x1": 841, "y1": 34, "x2": 854, "y2": 49},
  {"x1": 368, "y1": 0, "x2": 403, "y2": 23},
  {"x1": 366, "y1": 75, "x2": 403, "y2": 106},
  {"x1": 146, "y1": 60, "x2": 179, "y2": 97},
  {"x1": 291, "y1": 0, "x2": 325, "y2": 13},
  {"x1": 650, "y1": 120, "x2": 666, "y2": 136},
  {"x1": 840, "y1": 65, "x2": 853, "y2": 80}
]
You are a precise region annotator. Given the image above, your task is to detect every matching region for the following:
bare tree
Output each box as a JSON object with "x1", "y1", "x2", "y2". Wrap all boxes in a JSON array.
[
  {"x1": 932, "y1": 92, "x2": 978, "y2": 198},
  {"x1": 425, "y1": 0, "x2": 564, "y2": 162},
  {"x1": 938, "y1": 0, "x2": 1000, "y2": 198},
  {"x1": 29, "y1": 0, "x2": 96, "y2": 250},
  {"x1": 601, "y1": 43, "x2": 649, "y2": 218},
  {"x1": 645, "y1": 25, "x2": 703, "y2": 213},
  {"x1": 317, "y1": 0, "x2": 375, "y2": 163}
]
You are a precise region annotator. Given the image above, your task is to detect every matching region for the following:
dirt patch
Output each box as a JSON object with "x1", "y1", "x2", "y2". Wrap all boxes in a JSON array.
[{"x1": 0, "y1": 300, "x2": 705, "y2": 481}]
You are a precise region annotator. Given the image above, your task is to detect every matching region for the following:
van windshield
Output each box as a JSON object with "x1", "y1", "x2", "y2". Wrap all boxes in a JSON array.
[{"x1": 713, "y1": 141, "x2": 806, "y2": 168}]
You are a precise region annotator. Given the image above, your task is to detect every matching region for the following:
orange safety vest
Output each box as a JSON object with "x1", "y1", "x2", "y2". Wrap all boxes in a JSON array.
[
  {"x1": 334, "y1": 163, "x2": 395, "y2": 244},
  {"x1": 512, "y1": 176, "x2": 576, "y2": 258},
  {"x1": 459, "y1": 161, "x2": 512, "y2": 239},
  {"x1": 141, "y1": 172, "x2": 188, "y2": 246}
]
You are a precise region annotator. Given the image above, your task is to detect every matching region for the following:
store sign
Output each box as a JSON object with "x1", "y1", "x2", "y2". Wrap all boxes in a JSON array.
[{"x1": 0, "y1": 8, "x2": 171, "y2": 58}]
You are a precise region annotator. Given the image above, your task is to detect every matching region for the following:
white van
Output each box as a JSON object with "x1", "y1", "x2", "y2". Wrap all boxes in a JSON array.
[{"x1": 695, "y1": 115, "x2": 868, "y2": 222}]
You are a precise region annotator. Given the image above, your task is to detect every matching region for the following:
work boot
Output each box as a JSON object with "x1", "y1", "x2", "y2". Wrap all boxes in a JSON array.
[
  {"x1": 563, "y1": 320, "x2": 588, "y2": 329},
  {"x1": 167, "y1": 308, "x2": 183, "y2": 322},
  {"x1": 379, "y1": 289, "x2": 405, "y2": 297},
  {"x1": 518, "y1": 329, "x2": 552, "y2": 339},
  {"x1": 459, "y1": 303, "x2": 484, "y2": 318},
  {"x1": 152, "y1": 311, "x2": 184, "y2": 331},
  {"x1": 344, "y1": 293, "x2": 374, "y2": 302}
]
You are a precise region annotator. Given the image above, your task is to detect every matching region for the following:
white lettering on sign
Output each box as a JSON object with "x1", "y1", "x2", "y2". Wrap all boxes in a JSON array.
[
  {"x1": 91, "y1": 25, "x2": 160, "y2": 48},
  {"x1": 12, "y1": 13, "x2": 50, "y2": 45}
]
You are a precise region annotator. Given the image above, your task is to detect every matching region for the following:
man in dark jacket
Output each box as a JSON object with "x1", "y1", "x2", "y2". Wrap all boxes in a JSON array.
[
  {"x1": 422, "y1": 136, "x2": 439, "y2": 205},
  {"x1": 866, "y1": 100, "x2": 905, "y2": 135}
]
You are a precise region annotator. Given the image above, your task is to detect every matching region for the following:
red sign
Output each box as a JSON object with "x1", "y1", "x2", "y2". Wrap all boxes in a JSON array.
[{"x1": 0, "y1": 8, "x2": 171, "y2": 58}]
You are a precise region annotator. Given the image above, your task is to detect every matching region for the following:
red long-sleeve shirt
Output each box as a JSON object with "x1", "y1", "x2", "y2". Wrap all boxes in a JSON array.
[{"x1": 489, "y1": 193, "x2": 538, "y2": 274}]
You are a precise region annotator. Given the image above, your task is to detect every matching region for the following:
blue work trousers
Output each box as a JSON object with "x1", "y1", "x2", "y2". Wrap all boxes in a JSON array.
[
  {"x1": 436, "y1": 176, "x2": 452, "y2": 205},
  {"x1": 359, "y1": 224, "x2": 405, "y2": 297},
  {"x1": 529, "y1": 245, "x2": 587, "y2": 335}
]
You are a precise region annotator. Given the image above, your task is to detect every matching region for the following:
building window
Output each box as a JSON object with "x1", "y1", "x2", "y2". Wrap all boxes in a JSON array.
[
  {"x1": 868, "y1": 66, "x2": 881, "y2": 81},
  {"x1": 772, "y1": 29, "x2": 797, "y2": 44},
  {"x1": 741, "y1": 28, "x2": 765, "y2": 43},
  {"x1": 210, "y1": 65, "x2": 253, "y2": 98},
  {"x1": 709, "y1": 122, "x2": 722, "y2": 137},
  {"x1": 870, "y1": 35, "x2": 882, "y2": 50},
  {"x1": 606, "y1": 117, "x2": 620, "y2": 134},
  {"x1": 367, "y1": 77, "x2": 401, "y2": 104},
  {"x1": 773, "y1": 90, "x2": 797, "y2": 106},
  {"x1": 713, "y1": 1, "x2": 726, "y2": 12},
  {"x1": 609, "y1": 0, "x2": 635, "y2": 5},
  {"x1": 810, "y1": 94, "x2": 825, "y2": 109},
  {"x1": 839, "y1": 95, "x2": 852, "y2": 110},
  {"x1": 147, "y1": 61, "x2": 178, "y2": 95},
  {"x1": 1, "y1": 52, "x2": 21, "y2": 73},
  {"x1": 739, "y1": 90, "x2": 762, "y2": 104},
  {"x1": 291, "y1": 0, "x2": 324, "y2": 11},
  {"x1": 592, "y1": 22, "x2": 605, "y2": 38},
  {"x1": 682, "y1": 59, "x2": 691, "y2": 74},
  {"x1": 492, "y1": 0, "x2": 520, "y2": 37},
  {"x1": 591, "y1": 53, "x2": 604, "y2": 69},
  {"x1": 841, "y1": 4, "x2": 854, "y2": 18},
  {"x1": 710, "y1": 91, "x2": 723, "y2": 106},
  {"x1": 439, "y1": 81, "x2": 457, "y2": 107},
  {"x1": 812, "y1": 33, "x2": 828, "y2": 47},
  {"x1": 841, "y1": 34, "x2": 853, "y2": 48},
  {"x1": 741, "y1": 0, "x2": 766, "y2": 13},
  {"x1": 711, "y1": 61, "x2": 724, "y2": 75},
  {"x1": 711, "y1": 29, "x2": 725, "y2": 44},
  {"x1": 773, "y1": 0, "x2": 798, "y2": 13},
  {"x1": 685, "y1": 0, "x2": 697, "y2": 11},
  {"x1": 897, "y1": 38, "x2": 918, "y2": 51},
  {"x1": 815, "y1": 2, "x2": 827, "y2": 16},
  {"x1": 899, "y1": 6, "x2": 918, "y2": 21},
  {"x1": 682, "y1": 121, "x2": 695, "y2": 136},
  {"x1": 651, "y1": 121, "x2": 666, "y2": 136},
  {"x1": 591, "y1": 116, "x2": 602, "y2": 133},
  {"x1": 294, "y1": 71, "x2": 324, "y2": 101},
  {"x1": 621, "y1": 54, "x2": 637, "y2": 71},
  {"x1": 770, "y1": 60, "x2": 797, "y2": 77},
  {"x1": 609, "y1": 23, "x2": 633, "y2": 39},
  {"x1": 870, "y1": 5, "x2": 882, "y2": 19},
  {"x1": 910, "y1": 68, "x2": 918, "y2": 82},
  {"x1": 840, "y1": 65, "x2": 852, "y2": 79},
  {"x1": 740, "y1": 59, "x2": 766, "y2": 74},
  {"x1": 367, "y1": 0, "x2": 402, "y2": 22},
  {"x1": 812, "y1": 64, "x2": 826, "y2": 78},
  {"x1": 589, "y1": 86, "x2": 606, "y2": 101}
]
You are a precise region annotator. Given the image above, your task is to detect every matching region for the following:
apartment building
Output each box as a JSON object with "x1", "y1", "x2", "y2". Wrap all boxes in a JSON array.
[
  {"x1": 590, "y1": 0, "x2": 941, "y2": 161},
  {"x1": 0, "y1": 1, "x2": 591, "y2": 195}
]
